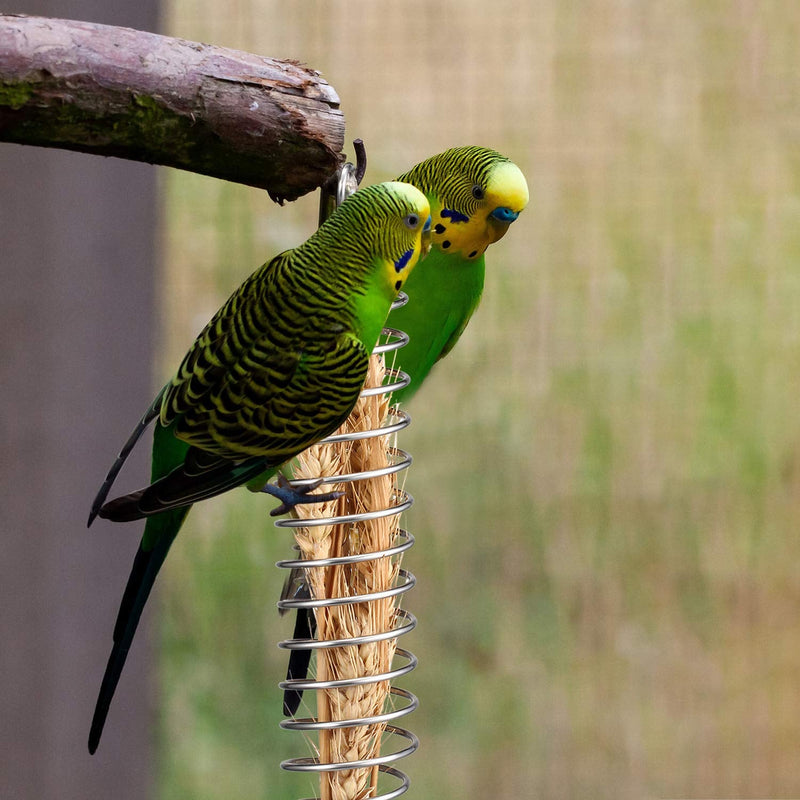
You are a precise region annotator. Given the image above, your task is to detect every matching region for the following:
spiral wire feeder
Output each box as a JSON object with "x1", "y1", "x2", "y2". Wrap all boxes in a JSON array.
[{"x1": 275, "y1": 153, "x2": 418, "y2": 800}]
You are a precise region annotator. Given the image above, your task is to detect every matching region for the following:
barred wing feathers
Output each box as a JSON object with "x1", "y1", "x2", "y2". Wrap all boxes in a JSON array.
[
  {"x1": 162, "y1": 251, "x2": 369, "y2": 461},
  {"x1": 100, "y1": 250, "x2": 371, "y2": 520}
]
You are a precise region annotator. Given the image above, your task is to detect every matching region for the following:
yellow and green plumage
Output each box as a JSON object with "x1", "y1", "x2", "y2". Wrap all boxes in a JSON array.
[
  {"x1": 282, "y1": 146, "x2": 528, "y2": 715},
  {"x1": 388, "y1": 145, "x2": 529, "y2": 403},
  {"x1": 87, "y1": 181, "x2": 431, "y2": 754}
]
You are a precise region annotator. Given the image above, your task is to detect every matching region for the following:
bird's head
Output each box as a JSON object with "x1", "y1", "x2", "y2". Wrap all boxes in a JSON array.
[
  {"x1": 365, "y1": 181, "x2": 432, "y2": 296},
  {"x1": 398, "y1": 146, "x2": 529, "y2": 261}
]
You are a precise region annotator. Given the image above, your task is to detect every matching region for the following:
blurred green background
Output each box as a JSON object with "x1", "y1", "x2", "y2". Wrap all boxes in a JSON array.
[{"x1": 155, "y1": 2, "x2": 800, "y2": 798}]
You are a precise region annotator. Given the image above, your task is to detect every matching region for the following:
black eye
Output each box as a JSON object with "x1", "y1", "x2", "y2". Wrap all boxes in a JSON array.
[
  {"x1": 472, "y1": 185, "x2": 485, "y2": 201},
  {"x1": 404, "y1": 213, "x2": 419, "y2": 229}
]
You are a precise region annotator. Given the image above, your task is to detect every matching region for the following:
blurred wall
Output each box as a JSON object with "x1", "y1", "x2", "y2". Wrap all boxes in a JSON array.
[
  {"x1": 156, "y1": 3, "x2": 800, "y2": 800},
  {"x1": 0, "y1": 2, "x2": 159, "y2": 798}
]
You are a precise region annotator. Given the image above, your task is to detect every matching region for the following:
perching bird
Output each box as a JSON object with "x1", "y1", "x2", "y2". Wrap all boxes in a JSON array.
[
  {"x1": 282, "y1": 146, "x2": 528, "y2": 715},
  {"x1": 388, "y1": 145, "x2": 529, "y2": 402},
  {"x1": 86, "y1": 181, "x2": 431, "y2": 754}
]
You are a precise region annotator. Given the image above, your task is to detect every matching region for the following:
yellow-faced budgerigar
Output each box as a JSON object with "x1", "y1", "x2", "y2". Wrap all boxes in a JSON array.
[
  {"x1": 282, "y1": 146, "x2": 528, "y2": 716},
  {"x1": 388, "y1": 145, "x2": 528, "y2": 402},
  {"x1": 86, "y1": 181, "x2": 431, "y2": 754}
]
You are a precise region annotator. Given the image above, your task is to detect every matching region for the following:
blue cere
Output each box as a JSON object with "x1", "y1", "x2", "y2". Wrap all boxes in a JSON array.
[
  {"x1": 394, "y1": 249, "x2": 414, "y2": 272},
  {"x1": 441, "y1": 208, "x2": 469, "y2": 224},
  {"x1": 423, "y1": 215, "x2": 432, "y2": 232},
  {"x1": 491, "y1": 206, "x2": 520, "y2": 223}
]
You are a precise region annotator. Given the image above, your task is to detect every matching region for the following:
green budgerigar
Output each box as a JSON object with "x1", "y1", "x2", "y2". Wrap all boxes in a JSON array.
[
  {"x1": 86, "y1": 181, "x2": 431, "y2": 754},
  {"x1": 282, "y1": 146, "x2": 528, "y2": 715},
  {"x1": 388, "y1": 145, "x2": 528, "y2": 402}
]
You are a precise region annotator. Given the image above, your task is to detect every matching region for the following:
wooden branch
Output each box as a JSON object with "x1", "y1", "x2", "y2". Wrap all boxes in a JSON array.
[{"x1": 0, "y1": 15, "x2": 345, "y2": 202}]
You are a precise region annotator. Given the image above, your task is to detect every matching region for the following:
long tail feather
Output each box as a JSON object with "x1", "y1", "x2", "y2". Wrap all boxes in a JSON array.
[
  {"x1": 88, "y1": 389, "x2": 166, "y2": 527},
  {"x1": 283, "y1": 603, "x2": 317, "y2": 716},
  {"x1": 88, "y1": 508, "x2": 186, "y2": 754}
]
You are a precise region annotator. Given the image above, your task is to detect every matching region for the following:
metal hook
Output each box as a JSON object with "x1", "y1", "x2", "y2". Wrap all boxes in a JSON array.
[
  {"x1": 335, "y1": 162, "x2": 358, "y2": 207},
  {"x1": 318, "y1": 139, "x2": 368, "y2": 227},
  {"x1": 353, "y1": 138, "x2": 368, "y2": 185}
]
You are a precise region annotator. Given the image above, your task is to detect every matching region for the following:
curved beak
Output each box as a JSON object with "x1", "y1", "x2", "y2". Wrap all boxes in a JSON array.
[{"x1": 487, "y1": 206, "x2": 520, "y2": 244}]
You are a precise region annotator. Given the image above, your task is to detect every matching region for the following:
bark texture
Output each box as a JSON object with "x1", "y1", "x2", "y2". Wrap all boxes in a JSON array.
[{"x1": 0, "y1": 14, "x2": 345, "y2": 201}]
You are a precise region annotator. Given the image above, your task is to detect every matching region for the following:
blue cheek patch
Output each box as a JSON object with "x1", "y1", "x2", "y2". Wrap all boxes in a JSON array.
[
  {"x1": 441, "y1": 208, "x2": 469, "y2": 224},
  {"x1": 394, "y1": 249, "x2": 413, "y2": 272}
]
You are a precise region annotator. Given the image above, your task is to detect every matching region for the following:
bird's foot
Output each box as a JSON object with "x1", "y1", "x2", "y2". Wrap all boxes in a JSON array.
[{"x1": 262, "y1": 474, "x2": 343, "y2": 517}]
